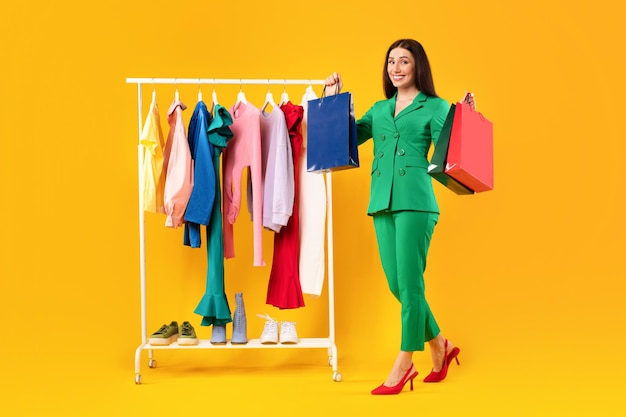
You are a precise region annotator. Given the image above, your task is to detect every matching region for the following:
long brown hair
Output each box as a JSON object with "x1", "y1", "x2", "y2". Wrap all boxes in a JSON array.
[{"x1": 383, "y1": 39, "x2": 438, "y2": 99}]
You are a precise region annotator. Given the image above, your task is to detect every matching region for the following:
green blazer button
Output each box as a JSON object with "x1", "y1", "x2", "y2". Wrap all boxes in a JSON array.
[
  {"x1": 397, "y1": 148, "x2": 405, "y2": 156},
  {"x1": 398, "y1": 168, "x2": 406, "y2": 176}
]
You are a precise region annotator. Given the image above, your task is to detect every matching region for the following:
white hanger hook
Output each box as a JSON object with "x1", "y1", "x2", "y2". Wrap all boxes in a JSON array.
[
  {"x1": 280, "y1": 79, "x2": 289, "y2": 105},
  {"x1": 212, "y1": 79, "x2": 218, "y2": 107},
  {"x1": 236, "y1": 80, "x2": 247, "y2": 105}
]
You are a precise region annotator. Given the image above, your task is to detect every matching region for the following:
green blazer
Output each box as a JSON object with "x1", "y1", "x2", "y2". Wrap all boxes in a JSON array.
[{"x1": 356, "y1": 91, "x2": 449, "y2": 215}]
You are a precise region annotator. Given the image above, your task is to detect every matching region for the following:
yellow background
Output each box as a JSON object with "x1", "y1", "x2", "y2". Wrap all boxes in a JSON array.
[{"x1": 1, "y1": 0, "x2": 624, "y2": 415}]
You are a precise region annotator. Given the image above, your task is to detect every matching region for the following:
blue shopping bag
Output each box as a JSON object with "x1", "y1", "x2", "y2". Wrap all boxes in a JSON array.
[{"x1": 307, "y1": 89, "x2": 359, "y2": 172}]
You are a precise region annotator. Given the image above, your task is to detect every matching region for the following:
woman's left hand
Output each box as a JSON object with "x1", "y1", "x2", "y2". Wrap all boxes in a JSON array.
[{"x1": 461, "y1": 91, "x2": 475, "y2": 109}]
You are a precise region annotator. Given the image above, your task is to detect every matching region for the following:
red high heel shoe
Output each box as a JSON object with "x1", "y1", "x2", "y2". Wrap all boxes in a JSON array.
[
  {"x1": 423, "y1": 340, "x2": 460, "y2": 383},
  {"x1": 371, "y1": 364, "x2": 418, "y2": 395}
]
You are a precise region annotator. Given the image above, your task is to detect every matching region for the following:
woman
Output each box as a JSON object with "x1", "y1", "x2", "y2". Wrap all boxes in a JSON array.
[{"x1": 324, "y1": 39, "x2": 460, "y2": 395}]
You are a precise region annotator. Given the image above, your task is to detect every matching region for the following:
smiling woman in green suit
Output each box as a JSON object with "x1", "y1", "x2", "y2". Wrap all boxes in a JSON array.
[{"x1": 325, "y1": 39, "x2": 461, "y2": 395}]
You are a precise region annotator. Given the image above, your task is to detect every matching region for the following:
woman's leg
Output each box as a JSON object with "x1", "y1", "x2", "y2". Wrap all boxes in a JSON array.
[
  {"x1": 373, "y1": 211, "x2": 440, "y2": 385},
  {"x1": 428, "y1": 333, "x2": 456, "y2": 372}
]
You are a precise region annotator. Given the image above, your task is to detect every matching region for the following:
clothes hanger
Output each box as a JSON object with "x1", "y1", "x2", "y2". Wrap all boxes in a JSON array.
[
  {"x1": 211, "y1": 80, "x2": 218, "y2": 113},
  {"x1": 279, "y1": 80, "x2": 289, "y2": 105},
  {"x1": 234, "y1": 80, "x2": 247, "y2": 111},
  {"x1": 197, "y1": 79, "x2": 203, "y2": 102},
  {"x1": 262, "y1": 81, "x2": 276, "y2": 112},
  {"x1": 304, "y1": 82, "x2": 317, "y2": 101},
  {"x1": 236, "y1": 89, "x2": 247, "y2": 104},
  {"x1": 151, "y1": 79, "x2": 156, "y2": 103}
]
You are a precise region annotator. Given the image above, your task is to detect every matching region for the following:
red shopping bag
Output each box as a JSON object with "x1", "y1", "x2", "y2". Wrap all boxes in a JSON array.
[{"x1": 445, "y1": 94, "x2": 494, "y2": 192}]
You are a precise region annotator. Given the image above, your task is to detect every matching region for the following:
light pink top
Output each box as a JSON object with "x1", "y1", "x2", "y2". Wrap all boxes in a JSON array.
[
  {"x1": 222, "y1": 102, "x2": 265, "y2": 266},
  {"x1": 259, "y1": 107, "x2": 294, "y2": 232},
  {"x1": 162, "y1": 99, "x2": 193, "y2": 228}
]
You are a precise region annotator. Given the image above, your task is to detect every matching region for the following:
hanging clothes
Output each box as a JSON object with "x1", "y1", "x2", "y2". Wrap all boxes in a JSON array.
[
  {"x1": 222, "y1": 101, "x2": 266, "y2": 266},
  {"x1": 184, "y1": 101, "x2": 215, "y2": 248},
  {"x1": 194, "y1": 103, "x2": 234, "y2": 327},
  {"x1": 258, "y1": 106, "x2": 294, "y2": 232},
  {"x1": 266, "y1": 101, "x2": 305, "y2": 309},
  {"x1": 163, "y1": 99, "x2": 193, "y2": 228},
  {"x1": 139, "y1": 94, "x2": 166, "y2": 214},
  {"x1": 298, "y1": 87, "x2": 327, "y2": 297}
]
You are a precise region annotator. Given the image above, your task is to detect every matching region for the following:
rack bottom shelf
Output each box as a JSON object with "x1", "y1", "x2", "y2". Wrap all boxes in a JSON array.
[
  {"x1": 134, "y1": 337, "x2": 341, "y2": 384},
  {"x1": 142, "y1": 337, "x2": 333, "y2": 349}
]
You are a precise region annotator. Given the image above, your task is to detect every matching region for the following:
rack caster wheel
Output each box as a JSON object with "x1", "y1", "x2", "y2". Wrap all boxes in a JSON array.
[
  {"x1": 135, "y1": 374, "x2": 142, "y2": 384},
  {"x1": 148, "y1": 359, "x2": 157, "y2": 368},
  {"x1": 332, "y1": 372, "x2": 342, "y2": 382}
]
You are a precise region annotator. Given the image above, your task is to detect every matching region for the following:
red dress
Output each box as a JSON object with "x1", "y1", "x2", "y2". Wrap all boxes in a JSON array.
[{"x1": 266, "y1": 102, "x2": 305, "y2": 309}]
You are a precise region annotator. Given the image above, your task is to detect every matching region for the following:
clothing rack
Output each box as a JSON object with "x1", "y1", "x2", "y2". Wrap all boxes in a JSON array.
[{"x1": 127, "y1": 77, "x2": 341, "y2": 384}]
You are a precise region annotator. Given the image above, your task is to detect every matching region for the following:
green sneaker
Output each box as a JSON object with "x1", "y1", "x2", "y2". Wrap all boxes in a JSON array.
[
  {"x1": 178, "y1": 321, "x2": 199, "y2": 346},
  {"x1": 148, "y1": 321, "x2": 178, "y2": 345}
]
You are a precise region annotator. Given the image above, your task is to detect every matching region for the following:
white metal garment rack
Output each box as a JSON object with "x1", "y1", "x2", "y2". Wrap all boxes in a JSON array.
[{"x1": 127, "y1": 77, "x2": 341, "y2": 384}]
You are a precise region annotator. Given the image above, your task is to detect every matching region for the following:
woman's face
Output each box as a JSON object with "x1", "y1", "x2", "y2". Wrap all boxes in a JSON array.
[{"x1": 387, "y1": 47, "x2": 415, "y2": 90}]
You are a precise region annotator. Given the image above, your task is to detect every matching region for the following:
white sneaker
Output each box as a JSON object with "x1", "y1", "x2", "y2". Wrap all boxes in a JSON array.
[
  {"x1": 257, "y1": 313, "x2": 278, "y2": 344},
  {"x1": 279, "y1": 321, "x2": 299, "y2": 344}
]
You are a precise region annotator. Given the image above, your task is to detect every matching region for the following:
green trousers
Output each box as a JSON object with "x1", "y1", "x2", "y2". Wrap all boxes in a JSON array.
[{"x1": 373, "y1": 210, "x2": 440, "y2": 351}]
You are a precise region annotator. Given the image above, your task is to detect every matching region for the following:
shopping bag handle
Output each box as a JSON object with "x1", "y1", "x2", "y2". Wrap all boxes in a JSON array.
[
  {"x1": 320, "y1": 84, "x2": 341, "y2": 104},
  {"x1": 461, "y1": 91, "x2": 489, "y2": 122},
  {"x1": 461, "y1": 91, "x2": 476, "y2": 111}
]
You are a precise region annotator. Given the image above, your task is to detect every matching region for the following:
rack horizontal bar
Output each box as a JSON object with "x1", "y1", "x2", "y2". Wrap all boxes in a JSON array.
[{"x1": 126, "y1": 77, "x2": 325, "y2": 85}]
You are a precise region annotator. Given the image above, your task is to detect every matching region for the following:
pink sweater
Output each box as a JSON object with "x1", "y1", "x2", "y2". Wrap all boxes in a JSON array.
[
  {"x1": 222, "y1": 102, "x2": 265, "y2": 266},
  {"x1": 163, "y1": 99, "x2": 193, "y2": 228}
]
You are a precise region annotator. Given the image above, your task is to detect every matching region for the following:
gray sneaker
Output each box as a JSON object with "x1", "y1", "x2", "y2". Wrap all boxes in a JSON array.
[
  {"x1": 149, "y1": 321, "x2": 178, "y2": 345},
  {"x1": 178, "y1": 321, "x2": 199, "y2": 346}
]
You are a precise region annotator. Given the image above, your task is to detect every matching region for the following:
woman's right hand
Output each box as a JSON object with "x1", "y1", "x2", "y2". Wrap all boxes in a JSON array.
[{"x1": 324, "y1": 72, "x2": 342, "y2": 95}]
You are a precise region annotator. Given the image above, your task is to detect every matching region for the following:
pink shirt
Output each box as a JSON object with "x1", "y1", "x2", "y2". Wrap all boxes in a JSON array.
[
  {"x1": 163, "y1": 99, "x2": 193, "y2": 228},
  {"x1": 222, "y1": 102, "x2": 265, "y2": 266}
]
